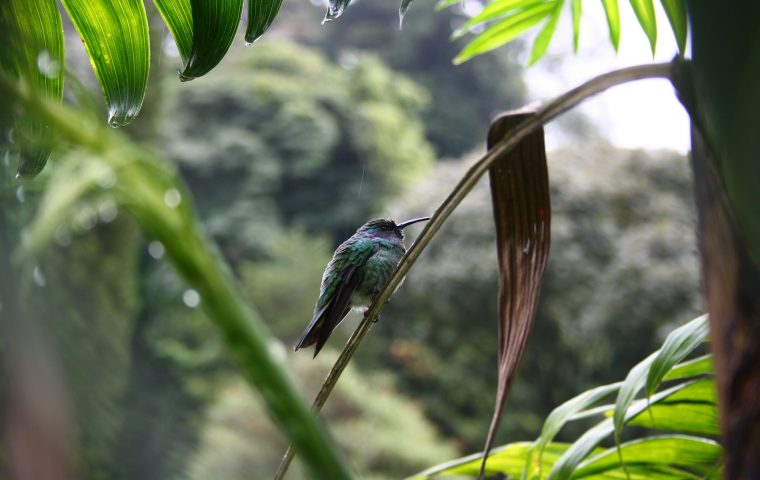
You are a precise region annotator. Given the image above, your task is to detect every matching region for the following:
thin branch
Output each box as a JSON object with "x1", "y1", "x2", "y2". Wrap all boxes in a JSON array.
[{"x1": 273, "y1": 60, "x2": 676, "y2": 480}]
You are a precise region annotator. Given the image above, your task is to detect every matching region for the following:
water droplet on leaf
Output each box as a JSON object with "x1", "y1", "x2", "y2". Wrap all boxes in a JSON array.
[
  {"x1": 32, "y1": 265, "x2": 46, "y2": 287},
  {"x1": 75, "y1": 205, "x2": 97, "y2": 231},
  {"x1": 15, "y1": 186, "x2": 24, "y2": 203},
  {"x1": 97, "y1": 199, "x2": 118, "y2": 223},
  {"x1": 182, "y1": 289, "x2": 200, "y2": 308},
  {"x1": 36, "y1": 50, "x2": 61, "y2": 79},
  {"x1": 148, "y1": 240, "x2": 165, "y2": 259},
  {"x1": 163, "y1": 188, "x2": 181, "y2": 208},
  {"x1": 96, "y1": 167, "x2": 116, "y2": 189}
]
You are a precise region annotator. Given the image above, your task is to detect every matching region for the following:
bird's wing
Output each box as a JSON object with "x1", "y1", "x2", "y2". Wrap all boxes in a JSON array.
[{"x1": 295, "y1": 243, "x2": 375, "y2": 356}]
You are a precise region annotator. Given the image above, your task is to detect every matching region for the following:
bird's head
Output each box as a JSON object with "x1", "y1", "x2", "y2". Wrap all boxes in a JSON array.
[{"x1": 358, "y1": 217, "x2": 430, "y2": 240}]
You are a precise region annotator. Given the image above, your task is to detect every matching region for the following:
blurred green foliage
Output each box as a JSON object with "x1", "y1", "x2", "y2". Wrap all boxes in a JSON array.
[
  {"x1": 19, "y1": 212, "x2": 142, "y2": 479},
  {"x1": 159, "y1": 41, "x2": 434, "y2": 257},
  {"x1": 188, "y1": 351, "x2": 457, "y2": 480}
]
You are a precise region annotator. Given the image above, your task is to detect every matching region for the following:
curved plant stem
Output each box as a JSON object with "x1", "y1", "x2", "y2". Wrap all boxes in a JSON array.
[{"x1": 273, "y1": 60, "x2": 677, "y2": 479}]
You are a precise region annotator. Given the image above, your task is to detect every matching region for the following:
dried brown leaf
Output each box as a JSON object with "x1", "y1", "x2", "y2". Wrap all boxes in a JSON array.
[{"x1": 479, "y1": 112, "x2": 551, "y2": 478}]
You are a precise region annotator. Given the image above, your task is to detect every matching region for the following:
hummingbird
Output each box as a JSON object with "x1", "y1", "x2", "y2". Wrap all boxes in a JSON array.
[{"x1": 294, "y1": 216, "x2": 430, "y2": 357}]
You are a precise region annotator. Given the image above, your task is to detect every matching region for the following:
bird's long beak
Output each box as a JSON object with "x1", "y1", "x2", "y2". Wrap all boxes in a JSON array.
[{"x1": 397, "y1": 216, "x2": 431, "y2": 230}]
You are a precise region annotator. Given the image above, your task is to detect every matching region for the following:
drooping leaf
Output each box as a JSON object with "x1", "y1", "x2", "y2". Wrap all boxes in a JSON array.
[
  {"x1": 399, "y1": 0, "x2": 415, "y2": 28},
  {"x1": 324, "y1": 0, "x2": 352, "y2": 22},
  {"x1": 548, "y1": 380, "x2": 699, "y2": 480},
  {"x1": 0, "y1": 0, "x2": 64, "y2": 177},
  {"x1": 660, "y1": 0, "x2": 687, "y2": 55},
  {"x1": 478, "y1": 112, "x2": 551, "y2": 478},
  {"x1": 600, "y1": 0, "x2": 620, "y2": 51},
  {"x1": 178, "y1": 0, "x2": 243, "y2": 81},
  {"x1": 60, "y1": 0, "x2": 149, "y2": 127},
  {"x1": 529, "y1": 0, "x2": 564, "y2": 64},
  {"x1": 152, "y1": 0, "x2": 193, "y2": 63},
  {"x1": 613, "y1": 351, "x2": 658, "y2": 444},
  {"x1": 571, "y1": 0, "x2": 581, "y2": 51},
  {"x1": 575, "y1": 435, "x2": 722, "y2": 478},
  {"x1": 646, "y1": 314, "x2": 709, "y2": 397},
  {"x1": 629, "y1": 0, "x2": 657, "y2": 55},
  {"x1": 454, "y1": 2, "x2": 554, "y2": 64},
  {"x1": 245, "y1": 0, "x2": 285, "y2": 44},
  {"x1": 452, "y1": 0, "x2": 549, "y2": 39}
]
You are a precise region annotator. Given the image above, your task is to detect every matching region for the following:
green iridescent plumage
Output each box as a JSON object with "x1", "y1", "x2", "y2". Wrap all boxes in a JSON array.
[{"x1": 295, "y1": 217, "x2": 429, "y2": 357}]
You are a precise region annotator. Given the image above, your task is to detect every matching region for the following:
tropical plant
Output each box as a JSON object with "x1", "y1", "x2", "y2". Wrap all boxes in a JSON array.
[
  {"x1": 4, "y1": 0, "x2": 760, "y2": 478},
  {"x1": 409, "y1": 314, "x2": 719, "y2": 479},
  {"x1": 437, "y1": 0, "x2": 687, "y2": 64}
]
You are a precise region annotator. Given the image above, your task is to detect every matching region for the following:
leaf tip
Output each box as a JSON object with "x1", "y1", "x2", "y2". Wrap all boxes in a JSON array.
[
  {"x1": 177, "y1": 69, "x2": 195, "y2": 83},
  {"x1": 107, "y1": 108, "x2": 138, "y2": 128}
]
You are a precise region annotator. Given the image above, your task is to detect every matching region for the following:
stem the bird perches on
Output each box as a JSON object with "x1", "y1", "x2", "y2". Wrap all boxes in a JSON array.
[{"x1": 273, "y1": 60, "x2": 676, "y2": 480}]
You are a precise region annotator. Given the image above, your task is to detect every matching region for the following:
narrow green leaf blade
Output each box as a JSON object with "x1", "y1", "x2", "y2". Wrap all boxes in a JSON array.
[
  {"x1": 662, "y1": 377, "x2": 717, "y2": 404},
  {"x1": 628, "y1": 401, "x2": 719, "y2": 436},
  {"x1": 0, "y1": 0, "x2": 64, "y2": 177},
  {"x1": 613, "y1": 351, "x2": 657, "y2": 439},
  {"x1": 60, "y1": 0, "x2": 149, "y2": 127},
  {"x1": 629, "y1": 0, "x2": 657, "y2": 55},
  {"x1": 575, "y1": 435, "x2": 722, "y2": 478},
  {"x1": 646, "y1": 314, "x2": 709, "y2": 397},
  {"x1": 454, "y1": 2, "x2": 554, "y2": 64},
  {"x1": 571, "y1": 0, "x2": 581, "y2": 51},
  {"x1": 659, "y1": 0, "x2": 687, "y2": 54},
  {"x1": 600, "y1": 0, "x2": 620, "y2": 51},
  {"x1": 529, "y1": 0, "x2": 564, "y2": 65},
  {"x1": 664, "y1": 354, "x2": 713, "y2": 381},
  {"x1": 399, "y1": 0, "x2": 415, "y2": 28},
  {"x1": 246, "y1": 0, "x2": 284, "y2": 44},
  {"x1": 405, "y1": 442, "x2": 573, "y2": 479},
  {"x1": 435, "y1": 0, "x2": 461, "y2": 11},
  {"x1": 179, "y1": 0, "x2": 243, "y2": 81},
  {"x1": 152, "y1": 0, "x2": 193, "y2": 64},
  {"x1": 535, "y1": 381, "x2": 622, "y2": 467},
  {"x1": 452, "y1": 0, "x2": 546, "y2": 39}
]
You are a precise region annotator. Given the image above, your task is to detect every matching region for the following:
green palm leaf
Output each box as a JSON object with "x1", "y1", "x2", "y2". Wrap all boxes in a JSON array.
[
  {"x1": 628, "y1": 0, "x2": 657, "y2": 55},
  {"x1": 153, "y1": 0, "x2": 194, "y2": 63},
  {"x1": 179, "y1": 0, "x2": 243, "y2": 81},
  {"x1": 529, "y1": 0, "x2": 564, "y2": 64},
  {"x1": 600, "y1": 0, "x2": 621, "y2": 51},
  {"x1": 60, "y1": 0, "x2": 149, "y2": 127},
  {"x1": 660, "y1": 0, "x2": 687, "y2": 54},
  {"x1": 454, "y1": 2, "x2": 555, "y2": 64},
  {"x1": 0, "y1": 0, "x2": 64, "y2": 177},
  {"x1": 246, "y1": 0, "x2": 285, "y2": 44}
]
